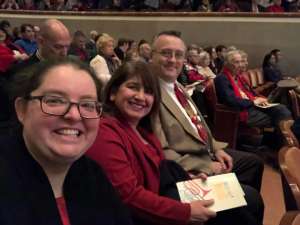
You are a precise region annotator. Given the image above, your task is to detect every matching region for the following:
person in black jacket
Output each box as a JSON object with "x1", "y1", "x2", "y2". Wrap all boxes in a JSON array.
[{"x1": 0, "y1": 59, "x2": 132, "y2": 225}]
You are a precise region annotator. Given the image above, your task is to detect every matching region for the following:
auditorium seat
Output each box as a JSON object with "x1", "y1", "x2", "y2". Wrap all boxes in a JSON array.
[
  {"x1": 279, "y1": 211, "x2": 300, "y2": 225},
  {"x1": 288, "y1": 89, "x2": 300, "y2": 119},
  {"x1": 247, "y1": 68, "x2": 275, "y2": 96},
  {"x1": 204, "y1": 79, "x2": 260, "y2": 148},
  {"x1": 279, "y1": 146, "x2": 300, "y2": 211}
]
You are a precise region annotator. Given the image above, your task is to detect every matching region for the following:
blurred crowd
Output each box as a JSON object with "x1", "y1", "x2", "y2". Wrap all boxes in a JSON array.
[{"x1": 0, "y1": 0, "x2": 300, "y2": 12}]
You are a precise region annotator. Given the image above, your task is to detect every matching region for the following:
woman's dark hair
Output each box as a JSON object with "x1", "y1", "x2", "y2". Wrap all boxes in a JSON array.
[
  {"x1": 262, "y1": 53, "x2": 273, "y2": 68},
  {"x1": 103, "y1": 61, "x2": 161, "y2": 132},
  {"x1": 10, "y1": 58, "x2": 102, "y2": 102}
]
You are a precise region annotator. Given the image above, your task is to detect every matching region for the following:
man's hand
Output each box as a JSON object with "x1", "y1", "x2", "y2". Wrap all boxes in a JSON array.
[{"x1": 215, "y1": 150, "x2": 233, "y2": 173}]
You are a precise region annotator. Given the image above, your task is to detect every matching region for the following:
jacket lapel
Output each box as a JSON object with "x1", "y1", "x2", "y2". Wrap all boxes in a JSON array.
[{"x1": 160, "y1": 86, "x2": 201, "y2": 141}]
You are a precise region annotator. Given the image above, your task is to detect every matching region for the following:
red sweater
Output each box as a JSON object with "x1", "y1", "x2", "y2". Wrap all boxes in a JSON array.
[
  {"x1": 87, "y1": 116, "x2": 191, "y2": 225},
  {"x1": 0, "y1": 44, "x2": 16, "y2": 73}
]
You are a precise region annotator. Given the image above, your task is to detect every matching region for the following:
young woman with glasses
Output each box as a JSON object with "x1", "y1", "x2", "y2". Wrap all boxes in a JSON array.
[{"x1": 0, "y1": 59, "x2": 132, "y2": 225}]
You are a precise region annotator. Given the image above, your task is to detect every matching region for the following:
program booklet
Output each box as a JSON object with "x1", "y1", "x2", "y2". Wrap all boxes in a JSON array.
[{"x1": 176, "y1": 173, "x2": 247, "y2": 212}]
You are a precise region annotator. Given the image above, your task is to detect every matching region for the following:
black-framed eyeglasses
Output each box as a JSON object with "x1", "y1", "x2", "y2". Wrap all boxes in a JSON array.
[
  {"x1": 24, "y1": 95, "x2": 102, "y2": 119},
  {"x1": 154, "y1": 49, "x2": 185, "y2": 60}
]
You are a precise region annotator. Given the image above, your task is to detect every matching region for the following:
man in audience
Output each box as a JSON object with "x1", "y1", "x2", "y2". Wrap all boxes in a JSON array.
[
  {"x1": 14, "y1": 23, "x2": 37, "y2": 56},
  {"x1": 68, "y1": 30, "x2": 89, "y2": 62},
  {"x1": 151, "y1": 30, "x2": 264, "y2": 225},
  {"x1": 114, "y1": 38, "x2": 129, "y2": 61},
  {"x1": 215, "y1": 44, "x2": 227, "y2": 74},
  {"x1": 137, "y1": 40, "x2": 151, "y2": 62},
  {"x1": 2, "y1": 19, "x2": 71, "y2": 127},
  {"x1": 86, "y1": 30, "x2": 98, "y2": 60},
  {"x1": 215, "y1": 50, "x2": 292, "y2": 129}
]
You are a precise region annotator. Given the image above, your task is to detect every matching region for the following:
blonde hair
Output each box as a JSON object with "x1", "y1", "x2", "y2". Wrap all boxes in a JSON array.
[
  {"x1": 199, "y1": 51, "x2": 210, "y2": 61},
  {"x1": 224, "y1": 50, "x2": 241, "y2": 66},
  {"x1": 96, "y1": 33, "x2": 114, "y2": 52}
]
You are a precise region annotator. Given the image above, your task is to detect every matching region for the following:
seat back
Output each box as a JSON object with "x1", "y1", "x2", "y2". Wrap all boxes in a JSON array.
[
  {"x1": 279, "y1": 146, "x2": 300, "y2": 210},
  {"x1": 279, "y1": 120, "x2": 299, "y2": 148},
  {"x1": 255, "y1": 68, "x2": 265, "y2": 86},
  {"x1": 289, "y1": 90, "x2": 300, "y2": 119},
  {"x1": 280, "y1": 211, "x2": 300, "y2": 225},
  {"x1": 204, "y1": 79, "x2": 218, "y2": 121},
  {"x1": 248, "y1": 69, "x2": 258, "y2": 88}
]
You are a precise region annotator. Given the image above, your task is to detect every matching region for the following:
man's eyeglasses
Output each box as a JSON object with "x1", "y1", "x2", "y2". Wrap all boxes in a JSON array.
[
  {"x1": 155, "y1": 49, "x2": 185, "y2": 60},
  {"x1": 25, "y1": 95, "x2": 102, "y2": 119}
]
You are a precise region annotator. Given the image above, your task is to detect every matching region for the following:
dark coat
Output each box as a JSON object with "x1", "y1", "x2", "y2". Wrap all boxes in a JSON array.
[{"x1": 0, "y1": 133, "x2": 133, "y2": 225}]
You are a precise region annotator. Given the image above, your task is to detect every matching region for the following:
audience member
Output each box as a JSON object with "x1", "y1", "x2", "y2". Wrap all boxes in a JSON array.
[
  {"x1": 151, "y1": 31, "x2": 264, "y2": 225},
  {"x1": 204, "y1": 46, "x2": 218, "y2": 74},
  {"x1": 198, "y1": 51, "x2": 216, "y2": 79},
  {"x1": 0, "y1": 59, "x2": 132, "y2": 225},
  {"x1": 86, "y1": 30, "x2": 98, "y2": 60},
  {"x1": 0, "y1": 0, "x2": 19, "y2": 9},
  {"x1": 214, "y1": 50, "x2": 292, "y2": 129},
  {"x1": 68, "y1": 30, "x2": 89, "y2": 62},
  {"x1": 0, "y1": 27, "x2": 28, "y2": 74},
  {"x1": 138, "y1": 39, "x2": 152, "y2": 62},
  {"x1": 90, "y1": 33, "x2": 121, "y2": 85},
  {"x1": 217, "y1": 0, "x2": 240, "y2": 11},
  {"x1": 267, "y1": 0, "x2": 285, "y2": 11},
  {"x1": 215, "y1": 44, "x2": 227, "y2": 74},
  {"x1": 87, "y1": 61, "x2": 217, "y2": 225},
  {"x1": 14, "y1": 23, "x2": 37, "y2": 55},
  {"x1": 114, "y1": 37, "x2": 129, "y2": 61},
  {"x1": 19, "y1": 0, "x2": 36, "y2": 10},
  {"x1": 263, "y1": 52, "x2": 283, "y2": 82}
]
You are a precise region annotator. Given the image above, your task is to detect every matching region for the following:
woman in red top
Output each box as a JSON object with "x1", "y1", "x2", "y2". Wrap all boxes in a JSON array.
[
  {"x1": 0, "y1": 27, "x2": 28, "y2": 73},
  {"x1": 87, "y1": 61, "x2": 217, "y2": 225}
]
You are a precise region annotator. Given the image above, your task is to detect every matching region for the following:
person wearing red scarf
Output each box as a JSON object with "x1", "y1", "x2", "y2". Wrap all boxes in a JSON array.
[{"x1": 215, "y1": 50, "x2": 291, "y2": 128}]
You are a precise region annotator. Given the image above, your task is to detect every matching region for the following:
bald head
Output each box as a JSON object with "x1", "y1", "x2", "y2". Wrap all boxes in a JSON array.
[{"x1": 38, "y1": 19, "x2": 71, "y2": 60}]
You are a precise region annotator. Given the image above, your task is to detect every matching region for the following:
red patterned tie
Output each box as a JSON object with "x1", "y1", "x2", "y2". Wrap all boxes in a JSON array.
[{"x1": 174, "y1": 84, "x2": 208, "y2": 144}]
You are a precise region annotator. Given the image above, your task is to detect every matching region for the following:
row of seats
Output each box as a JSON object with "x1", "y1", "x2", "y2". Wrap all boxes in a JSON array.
[{"x1": 204, "y1": 68, "x2": 300, "y2": 149}]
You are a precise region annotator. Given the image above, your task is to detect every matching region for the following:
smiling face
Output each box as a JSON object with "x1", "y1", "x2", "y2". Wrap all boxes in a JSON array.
[
  {"x1": 15, "y1": 64, "x2": 99, "y2": 166},
  {"x1": 110, "y1": 76, "x2": 154, "y2": 128},
  {"x1": 152, "y1": 35, "x2": 186, "y2": 83}
]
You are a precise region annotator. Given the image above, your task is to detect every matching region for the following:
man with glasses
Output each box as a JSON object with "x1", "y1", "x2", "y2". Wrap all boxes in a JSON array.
[
  {"x1": 14, "y1": 24, "x2": 37, "y2": 56},
  {"x1": 151, "y1": 31, "x2": 264, "y2": 225}
]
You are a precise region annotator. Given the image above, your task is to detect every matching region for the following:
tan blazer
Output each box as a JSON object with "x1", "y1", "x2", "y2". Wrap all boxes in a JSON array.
[{"x1": 153, "y1": 83, "x2": 227, "y2": 174}]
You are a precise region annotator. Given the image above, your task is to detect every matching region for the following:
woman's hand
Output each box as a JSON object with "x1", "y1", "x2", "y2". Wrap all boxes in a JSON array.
[
  {"x1": 253, "y1": 97, "x2": 268, "y2": 106},
  {"x1": 189, "y1": 199, "x2": 216, "y2": 223}
]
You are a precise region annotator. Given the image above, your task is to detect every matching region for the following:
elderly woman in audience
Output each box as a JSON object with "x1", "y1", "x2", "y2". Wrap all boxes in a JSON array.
[
  {"x1": 0, "y1": 59, "x2": 132, "y2": 225},
  {"x1": 87, "y1": 61, "x2": 218, "y2": 225},
  {"x1": 198, "y1": 51, "x2": 217, "y2": 79},
  {"x1": 90, "y1": 33, "x2": 121, "y2": 86},
  {"x1": 215, "y1": 50, "x2": 292, "y2": 130}
]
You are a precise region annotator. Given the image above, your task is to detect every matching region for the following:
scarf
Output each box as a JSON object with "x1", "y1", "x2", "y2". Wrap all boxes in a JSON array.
[{"x1": 223, "y1": 67, "x2": 256, "y2": 122}]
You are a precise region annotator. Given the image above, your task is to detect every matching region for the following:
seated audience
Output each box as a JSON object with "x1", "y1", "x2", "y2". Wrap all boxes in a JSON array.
[
  {"x1": 151, "y1": 31, "x2": 264, "y2": 225},
  {"x1": 19, "y1": 0, "x2": 36, "y2": 10},
  {"x1": 215, "y1": 50, "x2": 292, "y2": 129},
  {"x1": 0, "y1": 59, "x2": 132, "y2": 225},
  {"x1": 14, "y1": 23, "x2": 37, "y2": 55},
  {"x1": 204, "y1": 46, "x2": 218, "y2": 74},
  {"x1": 114, "y1": 38, "x2": 129, "y2": 61},
  {"x1": 87, "y1": 61, "x2": 219, "y2": 225},
  {"x1": 198, "y1": 51, "x2": 217, "y2": 79},
  {"x1": 214, "y1": 45, "x2": 227, "y2": 74},
  {"x1": 0, "y1": 0, "x2": 19, "y2": 9},
  {"x1": 90, "y1": 33, "x2": 121, "y2": 85},
  {"x1": 0, "y1": 27, "x2": 28, "y2": 74},
  {"x1": 85, "y1": 30, "x2": 98, "y2": 60},
  {"x1": 267, "y1": 0, "x2": 285, "y2": 11},
  {"x1": 68, "y1": 30, "x2": 89, "y2": 62},
  {"x1": 217, "y1": 0, "x2": 240, "y2": 11},
  {"x1": 138, "y1": 39, "x2": 152, "y2": 63},
  {"x1": 263, "y1": 52, "x2": 283, "y2": 82}
]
